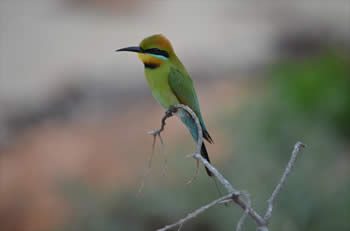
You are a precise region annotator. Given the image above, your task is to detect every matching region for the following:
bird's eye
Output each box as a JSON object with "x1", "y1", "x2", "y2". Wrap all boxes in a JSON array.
[{"x1": 144, "y1": 48, "x2": 169, "y2": 58}]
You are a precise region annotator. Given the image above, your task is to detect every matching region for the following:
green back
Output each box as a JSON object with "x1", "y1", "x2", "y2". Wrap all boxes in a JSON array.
[{"x1": 168, "y1": 67, "x2": 207, "y2": 132}]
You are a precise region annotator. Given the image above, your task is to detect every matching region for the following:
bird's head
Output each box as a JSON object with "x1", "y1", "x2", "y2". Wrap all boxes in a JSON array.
[{"x1": 116, "y1": 34, "x2": 175, "y2": 68}]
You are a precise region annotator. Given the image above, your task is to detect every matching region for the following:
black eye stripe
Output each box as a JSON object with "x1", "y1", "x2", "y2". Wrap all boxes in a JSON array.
[{"x1": 144, "y1": 48, "x2": 169, "y2": 58}]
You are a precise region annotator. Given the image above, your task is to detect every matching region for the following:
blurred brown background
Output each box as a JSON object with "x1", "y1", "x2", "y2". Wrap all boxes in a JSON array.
[{"x1": 1, "y1": 0, "x2": 349, "y2": 231}]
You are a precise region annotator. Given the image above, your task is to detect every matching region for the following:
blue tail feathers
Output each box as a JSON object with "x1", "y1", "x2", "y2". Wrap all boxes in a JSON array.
[{"x1": 178, "y1": 108, "x2": 213, "y2": 176}]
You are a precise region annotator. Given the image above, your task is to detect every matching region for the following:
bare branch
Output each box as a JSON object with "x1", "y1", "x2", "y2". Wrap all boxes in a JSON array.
[
  {"x1": 148, "y1": 106, "x2": 178, "y2": 137},
  {"x1": 236, "y1": 191, "x2": 251, "y2": 231},
  {"x1": 158, "y1": 105, "x2": 264, "y2": 229},
  {"x1": 257, "y1": 227, "x2": 269, "y2": 231},
  {"x1": 188, "y1": 153, "x2": 266, "y2": 227},
  {"x1": 149, "y1": 135, "x2": 157, "y2": 168},
  {"x1": 139, "y1": 107, "x2": 178, "y2": 194},
  {"x1": 187, "y1": 153, "x2": 236, "y2": 195},
  {"x1": 137, "y1": 134, "x2": 157, "y2": 196},
  {"x1": 158, "y1": 134, "x2": 168, "y2": 176},
  {"x1": 264, "y1": 142, "x2": 306, "y2": 222},
  {"x1": 186, "y1": 159, "x2": 200, "y2": 185},
  {"x1": 147, "y1": 104, "x2": 306, "y2": 231},
  {"x1": 156, "y1": 194, "x2": 234, "y2": 231},
  {"x1": 232, "y1": 195, "x2": 266, "y2": 228}
]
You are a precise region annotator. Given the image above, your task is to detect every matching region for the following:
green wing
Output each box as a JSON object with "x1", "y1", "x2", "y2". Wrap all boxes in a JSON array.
[
  {"x1": 168, "y1": 67, "x2": 213, "y2": 143},
  {"x1": 168, "y1": 67, "x2": 201, "y2": 118}
]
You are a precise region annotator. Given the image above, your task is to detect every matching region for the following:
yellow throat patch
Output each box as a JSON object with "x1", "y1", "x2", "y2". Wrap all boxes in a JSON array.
[{"x1": 138, "y1": 53, "x2": 164, "y2": 67}]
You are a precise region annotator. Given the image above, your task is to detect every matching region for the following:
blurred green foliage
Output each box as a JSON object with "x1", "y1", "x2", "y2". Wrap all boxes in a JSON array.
[
  {"x1": 57, "y1": 52, "x2": 350, "y2": 231},
  {"x1": 272, "y1": 53, "x2": 350, "y2": 137},
  {"x1": 220, "y1": 52, "x2": 350, "y2": 231}
]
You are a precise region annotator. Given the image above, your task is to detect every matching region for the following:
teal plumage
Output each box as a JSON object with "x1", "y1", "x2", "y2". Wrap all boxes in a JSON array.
[
  {"x1": 168, "y1": 68, "x2": 214, "y2": 176},
  {"x1": 168, "y1": 67, "x2": 213, "y2": 142}
]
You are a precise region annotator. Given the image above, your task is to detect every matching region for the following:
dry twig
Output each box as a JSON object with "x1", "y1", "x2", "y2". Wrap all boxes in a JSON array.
[
  {"x1": 263, "y1": 142, "x2": 307, "y2": 223},
  {"x1": 147, "y1": 104, "x2": 306, "y2": 231},
  {"x1": 138, "y1": 107, "x2": 178, "y2": 194},
  {"x1": 157, "y1": 194, "x2": 233, "y2": 231},
  {"x1": 236, "y1": 191, "x2": 251, "y2": 231},
  {"x1": 137, "y1": 134, "x2": 157, "y2": 196}
]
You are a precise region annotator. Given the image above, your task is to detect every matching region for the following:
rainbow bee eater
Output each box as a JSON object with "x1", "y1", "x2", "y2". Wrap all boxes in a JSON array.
[{"x1": 117, "y1": 34, "x2": 213, "y2": 176}]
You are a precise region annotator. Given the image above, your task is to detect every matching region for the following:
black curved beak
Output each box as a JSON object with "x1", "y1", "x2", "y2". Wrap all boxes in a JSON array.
[{"x1": 116, "y1": 46, "x2": 143, "y2": 53}]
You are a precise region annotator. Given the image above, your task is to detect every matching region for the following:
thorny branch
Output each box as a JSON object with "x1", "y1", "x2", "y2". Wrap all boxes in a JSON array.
[{"x1": 147, "y1": 104, "x2": 305, "y2": 231}]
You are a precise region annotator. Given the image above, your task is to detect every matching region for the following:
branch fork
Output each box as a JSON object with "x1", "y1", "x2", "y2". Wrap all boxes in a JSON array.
[{"x1": 145, "y1": 104, "x2": 306, "y2": 231}]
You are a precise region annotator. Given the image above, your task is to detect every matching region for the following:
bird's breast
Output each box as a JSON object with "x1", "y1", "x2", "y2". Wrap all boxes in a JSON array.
[{"x1": 144, "y1": 66, "x2": 179, "y2": 108}]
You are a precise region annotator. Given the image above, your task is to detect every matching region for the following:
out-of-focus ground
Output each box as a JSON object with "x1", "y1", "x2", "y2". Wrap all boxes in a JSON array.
[{"x1": 1, "y1": 1, "x2": 350, "y2": 231}]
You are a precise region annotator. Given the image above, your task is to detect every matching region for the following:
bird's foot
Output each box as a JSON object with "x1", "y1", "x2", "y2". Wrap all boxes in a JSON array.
[{"x1": 167, "y1": 105, "x2": 178, "y2": 116}]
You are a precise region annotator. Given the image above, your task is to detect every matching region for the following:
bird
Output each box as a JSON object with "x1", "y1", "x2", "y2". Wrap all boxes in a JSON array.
[{"x1": 116, "y1": 34, "x2": 213, "y2": 176}]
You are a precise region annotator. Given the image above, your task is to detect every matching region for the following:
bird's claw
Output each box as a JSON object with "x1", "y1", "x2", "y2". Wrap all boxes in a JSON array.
[{"x1": 167, "y1": 106, "x2": 178, "y2": 116}]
